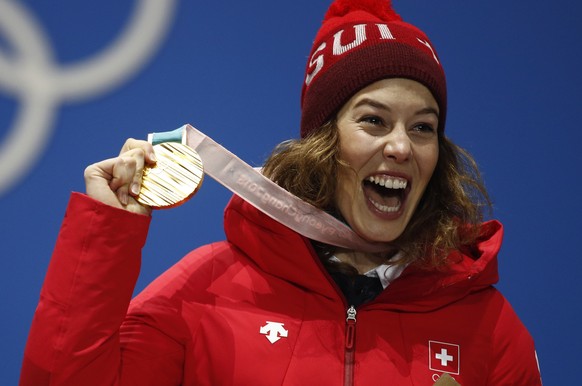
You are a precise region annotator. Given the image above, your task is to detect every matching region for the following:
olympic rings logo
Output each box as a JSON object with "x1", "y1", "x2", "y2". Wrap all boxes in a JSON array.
[{"x1": 0, "y1": 0, "x2": 178, "y2": 196}]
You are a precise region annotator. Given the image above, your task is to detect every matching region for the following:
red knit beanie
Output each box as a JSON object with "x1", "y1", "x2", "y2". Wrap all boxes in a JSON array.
[{"x1": 300, "y1": 0, "x2": 447, "y2": 137}]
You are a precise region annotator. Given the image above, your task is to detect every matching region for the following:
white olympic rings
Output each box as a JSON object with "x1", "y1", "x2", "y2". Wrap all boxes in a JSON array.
[{"x1": 0, "y1": 0, "x2": 178, "y2": 196}]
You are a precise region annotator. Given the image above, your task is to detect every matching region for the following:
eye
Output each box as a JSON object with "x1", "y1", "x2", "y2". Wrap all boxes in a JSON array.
[
  {"x1": 411, "y1": 123, "x2": 436, "y2": 134},
  {"x1": 359, "y1": 115, "x2": 384, "y2": 126}
]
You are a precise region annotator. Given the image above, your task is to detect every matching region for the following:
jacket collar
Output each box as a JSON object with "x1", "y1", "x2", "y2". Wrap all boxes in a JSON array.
[{"x1": 224, "y1": 195, "x2": 503, "y2": 311}]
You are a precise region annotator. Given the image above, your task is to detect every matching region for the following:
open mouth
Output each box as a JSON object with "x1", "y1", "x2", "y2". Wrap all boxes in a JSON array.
[{"x1": 363, "y1": 175, "x2": 408, "y2": 214}]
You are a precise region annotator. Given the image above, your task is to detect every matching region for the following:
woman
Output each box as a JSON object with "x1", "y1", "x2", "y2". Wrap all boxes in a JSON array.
[{"x1": 20, "y1": 0, "x2": 542, "y2": 385}]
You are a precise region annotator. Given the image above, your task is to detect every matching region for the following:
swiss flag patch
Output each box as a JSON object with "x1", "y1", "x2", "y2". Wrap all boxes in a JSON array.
[{"x1": 429, "y1": 340, "x2": 460, "y2": 375}]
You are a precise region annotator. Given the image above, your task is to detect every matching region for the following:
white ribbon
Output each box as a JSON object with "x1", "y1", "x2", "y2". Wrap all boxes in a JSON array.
[{"x1": 151, "y1": 124, "x2": 390, "y2": 253}]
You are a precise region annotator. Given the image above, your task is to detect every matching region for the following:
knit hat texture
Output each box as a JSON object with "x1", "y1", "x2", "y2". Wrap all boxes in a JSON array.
[{"x1": 300, "y1": 0, "x2": 447, "y2": 137}]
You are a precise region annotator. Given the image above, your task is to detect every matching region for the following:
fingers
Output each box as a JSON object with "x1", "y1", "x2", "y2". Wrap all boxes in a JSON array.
[
  {"x1": 84, "y1": 157, "x2": 124, "y2": 207},
  {"x1": 120, "y1": 138, "x2": 156, "y2": 164},
  {"x1": 84, "y1": 155, "x2": 136, "y2": 207},
  {"x1": 84, "y1": 139, "x2": 157, "y2": 214},
  {"x1": 109, "y1": 155, "x2": 139, "y2": 205},
  {"x1": 117, "y1": 139, "x2": 157, "y2": 199}
]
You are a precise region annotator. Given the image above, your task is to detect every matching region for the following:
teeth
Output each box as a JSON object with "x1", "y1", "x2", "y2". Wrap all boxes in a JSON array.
[
  {"x1": 367, "y1": 176, "x2": 407, "y2": 189},
  {"x1": 370, "y1": 200, "x2": 401, "y2": 213}
]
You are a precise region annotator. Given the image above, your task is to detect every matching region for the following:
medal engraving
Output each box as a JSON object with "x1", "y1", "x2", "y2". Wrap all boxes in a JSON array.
[{"x1": 137, "y1": 142, "x2": 204, "y2": 209}]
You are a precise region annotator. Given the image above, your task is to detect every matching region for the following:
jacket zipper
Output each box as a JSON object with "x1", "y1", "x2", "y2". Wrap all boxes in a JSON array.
[{"x1": 344, "y1": 305, "x2": 357, "y2": 386}]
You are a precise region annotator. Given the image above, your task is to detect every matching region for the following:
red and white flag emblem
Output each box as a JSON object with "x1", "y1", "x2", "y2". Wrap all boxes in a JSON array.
[{"x1": 429, "y1": 340, "x2": 460, "y2": 375}]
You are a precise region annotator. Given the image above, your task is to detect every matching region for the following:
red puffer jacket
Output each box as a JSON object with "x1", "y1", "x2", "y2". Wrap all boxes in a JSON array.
[{"x1": 20, "y1": 193, "x2": 542, "y2": 385}]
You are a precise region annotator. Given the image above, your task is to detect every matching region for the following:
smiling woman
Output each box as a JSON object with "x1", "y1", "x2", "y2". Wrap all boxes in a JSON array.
[
  {"x1": 263, "y1": 76, "x2": 488, "y2": 270},
  {"x1": 20, "y1": 0, "x2": 542, "y2": 385},
  {"x1": 334, "y1": 78, "x2": 440, "y2": 246}
]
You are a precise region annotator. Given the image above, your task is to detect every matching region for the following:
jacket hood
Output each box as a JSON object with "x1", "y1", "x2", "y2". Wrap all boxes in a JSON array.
[{"x1": 224, "y1": 195, "x2": 502, "y2": 312}]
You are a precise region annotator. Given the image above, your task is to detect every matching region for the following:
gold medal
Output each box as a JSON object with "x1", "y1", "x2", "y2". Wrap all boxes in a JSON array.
[{"x1": 137, "y1": 142, "x2": 204, "y2": 209}]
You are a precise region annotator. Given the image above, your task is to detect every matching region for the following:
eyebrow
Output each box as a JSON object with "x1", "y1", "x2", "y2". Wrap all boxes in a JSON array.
[{"x1": 353, "y1": 98, "x2": 440, "y2": 119}]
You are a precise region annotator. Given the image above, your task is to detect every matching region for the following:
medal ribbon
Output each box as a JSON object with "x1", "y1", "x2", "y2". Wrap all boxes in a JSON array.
[{"x1": 150, "y1": 124, "x2": 390, "y2": 253}]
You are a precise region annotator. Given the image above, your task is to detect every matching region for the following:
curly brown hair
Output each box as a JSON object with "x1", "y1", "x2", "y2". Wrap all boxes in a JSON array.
[{"x1": 261, "y1": 120, "x2": 491, "y2": 269}]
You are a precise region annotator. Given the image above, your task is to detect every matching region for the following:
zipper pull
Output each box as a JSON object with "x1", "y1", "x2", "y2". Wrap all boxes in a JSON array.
[
  {"x1": 346, "y1": 305, "x2": 357, "y2": 322},
  {"x1": 345, "y1": 305, "x2": 357, "y2": 350}
]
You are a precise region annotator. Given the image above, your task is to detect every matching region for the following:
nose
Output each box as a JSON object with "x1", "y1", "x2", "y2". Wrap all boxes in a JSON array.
[{"x1": 382, "y1": 126, "x2": 411, "y2": 163}]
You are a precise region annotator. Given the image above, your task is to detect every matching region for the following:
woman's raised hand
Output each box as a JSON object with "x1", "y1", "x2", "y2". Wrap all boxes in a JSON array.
[{"x1": 84, "y1": 138, "x2": 156, "y2": 216}]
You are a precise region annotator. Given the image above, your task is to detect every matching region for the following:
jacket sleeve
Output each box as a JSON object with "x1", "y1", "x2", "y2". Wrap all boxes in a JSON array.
[
  {"x1": 19, "y1": 193, "x2": 183, "y2": 386},
  {"x1": 487, "y1": 295, "x2": 542, "y2": 385}
]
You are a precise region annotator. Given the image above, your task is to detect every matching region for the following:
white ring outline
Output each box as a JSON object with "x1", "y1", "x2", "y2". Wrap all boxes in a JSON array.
[{"x1": 0, "y1": 0, "x2": 178, "y2": 196}]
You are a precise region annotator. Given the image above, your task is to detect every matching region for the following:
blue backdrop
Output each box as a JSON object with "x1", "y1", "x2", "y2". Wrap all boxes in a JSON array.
[{"x1": 1, "y1": 1, "x2": 580, "y2": 384}]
